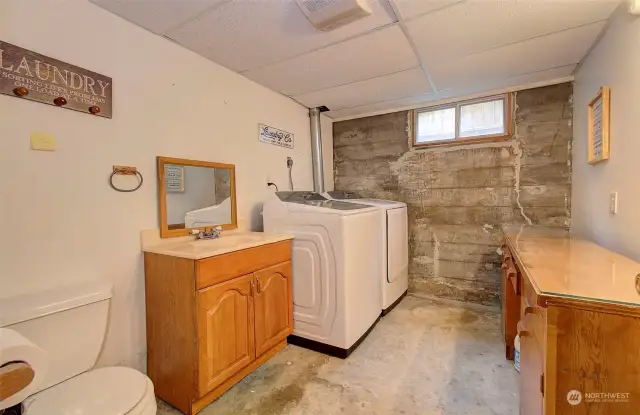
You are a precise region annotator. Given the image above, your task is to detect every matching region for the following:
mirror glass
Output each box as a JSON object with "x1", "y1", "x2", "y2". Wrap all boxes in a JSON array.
[{"x1": 158, "y1": 157, "x2": 236, "y2": 238}]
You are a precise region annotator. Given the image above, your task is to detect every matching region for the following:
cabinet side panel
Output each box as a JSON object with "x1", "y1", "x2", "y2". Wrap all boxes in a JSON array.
[
  {"x1": 554, "y1": 307, "x2": 640, "y2": 414},
  {"x1": 144, "y1": 253, "x2": 196, "y2": 414}
]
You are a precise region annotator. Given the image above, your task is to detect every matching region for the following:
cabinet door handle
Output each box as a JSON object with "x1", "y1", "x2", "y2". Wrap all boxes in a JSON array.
[
  {"x1": 256, "y1": 279, "x2": 261, "y2": 294},
  {"x1": 517, "y1": 321, "x2": 530, "y2": 337},
  {"x1": 250, "y1": 280, "x2": 255, "y2": 296}
]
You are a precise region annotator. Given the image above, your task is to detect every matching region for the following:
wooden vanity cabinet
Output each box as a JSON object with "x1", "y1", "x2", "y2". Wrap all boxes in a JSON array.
[
  {"x1": 144, "y1": 240, "x2": 293, "y2": 415},
  {"x1": 502, "y1": 236, "x2": 640, "y2": 415}
]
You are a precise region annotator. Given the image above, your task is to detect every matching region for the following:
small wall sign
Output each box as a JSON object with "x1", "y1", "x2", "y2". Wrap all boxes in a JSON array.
[
  {"x1": 0, "y1": 40, "x2": 112, "y2": 118},
  {"x1": 259, "y1": 124, "x2": 294, "y2": 149},
  {"x1": 588, "y1": 86, "x2": 610, "y2": 164}
]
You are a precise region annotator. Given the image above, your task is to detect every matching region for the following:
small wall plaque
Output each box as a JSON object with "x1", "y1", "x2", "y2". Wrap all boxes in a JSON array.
[
  {"x1": 0, "y1": 40, "x2": 112, "y2": 118},
  {"x1": 588, "y1": 86, "x2": 610, "y2": 164},
  {"x1": 259, "y1": 124, "x2": 294, "y2": 149}
]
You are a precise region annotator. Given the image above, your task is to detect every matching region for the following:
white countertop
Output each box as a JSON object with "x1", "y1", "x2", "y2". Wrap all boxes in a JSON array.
[{"x1": 142, "y1": 231, "x2": 294, "y2": 260}]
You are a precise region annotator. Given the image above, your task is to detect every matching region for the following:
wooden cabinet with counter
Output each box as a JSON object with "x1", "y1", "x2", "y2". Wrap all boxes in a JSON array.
[
  {"x1": 501, "y1": 226, "x2": 640, "y2": 415},
  {"x1": 143, "y1": 234, "x2": 293, "y2": 415}
]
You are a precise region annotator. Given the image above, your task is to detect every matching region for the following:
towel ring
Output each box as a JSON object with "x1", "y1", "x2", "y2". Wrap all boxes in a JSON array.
[{"x1": 109, "y1": 170, "x2": 144, "y2": 193}]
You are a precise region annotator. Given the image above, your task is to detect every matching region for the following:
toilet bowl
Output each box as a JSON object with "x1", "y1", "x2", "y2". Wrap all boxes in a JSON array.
[
  {"x1": 0, "y1": 280, "x2": 157, "y2": 415},
  {"x1": 22, "y1": 367, "x2": 157, "y2": 415}
]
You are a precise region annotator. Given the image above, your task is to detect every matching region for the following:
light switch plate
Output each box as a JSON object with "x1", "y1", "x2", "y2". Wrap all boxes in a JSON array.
[
  {"x1": 30, "y1": 132, "x2": 56, "y2": 151},
  {"x1": 610, "y1": 192, "x2": 618, "y2": 214}
]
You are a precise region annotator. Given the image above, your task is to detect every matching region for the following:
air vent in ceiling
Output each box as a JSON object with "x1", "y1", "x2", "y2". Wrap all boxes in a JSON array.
[{"x1": 296, "y1": 0, "x2": 372, "y2": 32}]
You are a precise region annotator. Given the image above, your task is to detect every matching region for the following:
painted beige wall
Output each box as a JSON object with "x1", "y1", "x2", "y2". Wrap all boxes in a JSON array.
[
  {"x1": 572, "y1": 4, "x2": 640, "y2": 261},
  {"x1": 0, "y1": 0, "x2": 332, "y2": 371}
]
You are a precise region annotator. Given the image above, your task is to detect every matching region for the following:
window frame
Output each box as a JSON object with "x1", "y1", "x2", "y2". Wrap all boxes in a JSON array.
[{"x1": 412, "y1": 93, "x2": 513, "y2": 148}]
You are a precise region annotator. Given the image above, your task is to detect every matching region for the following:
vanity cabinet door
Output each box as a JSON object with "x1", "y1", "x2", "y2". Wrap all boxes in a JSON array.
[
  {"x1": 254, "y1": 262, "x2": 293, "y2": 357},
  {"x1": 196, "y1": 274, "x2": 255, "y2": 397}
]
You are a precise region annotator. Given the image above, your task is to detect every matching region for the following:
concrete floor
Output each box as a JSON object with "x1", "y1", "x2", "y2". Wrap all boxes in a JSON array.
[{"x1": 158, "y1": 295, "x2": 519, "y2": 415}]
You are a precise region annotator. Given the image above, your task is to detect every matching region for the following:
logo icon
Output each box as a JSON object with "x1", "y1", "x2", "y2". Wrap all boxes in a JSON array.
[{"x1": 567, "y1": 390, "x2": 582, "y2": 405}]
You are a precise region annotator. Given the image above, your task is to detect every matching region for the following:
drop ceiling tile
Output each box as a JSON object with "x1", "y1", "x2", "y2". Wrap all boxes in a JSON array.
[
  {"x1": 293, "y1": 68, "x2": 429, "y2": 110},
  {"x1": 436, "y1": 65, "x2": 576, "y2": 100},
  {"x1": 164, "y1": 0, "x2": 396, "y2": 72},
  {"x1": 325, "y1": 91, "x2": 436, "y2": 119},
  {"x1": 242, "y1": 25, "x2": 419, "y2": 96},
  {"x1": 89, "y1": 0, "x2": 228, "y2": 34},
  {"x1": 407, "y1": 0, "x2": 618, "y2": 65},
  {"x1": 327, "y1": 65, "x2": 575, "y2": 120},
  {"x1": 392, "y1": 0, "x2": 464, "y2": 20},
  {"x1": 429, "y1": 22, "x2": 604, "y2": 90}
]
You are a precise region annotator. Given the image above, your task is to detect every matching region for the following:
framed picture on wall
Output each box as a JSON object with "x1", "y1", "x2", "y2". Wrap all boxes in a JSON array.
[
  {"x1": 165, "y1": 165, "x2": 185, "y2": 192},
  {"x1": 588, "y1": 86, "x2": 611, "y2": 164}
]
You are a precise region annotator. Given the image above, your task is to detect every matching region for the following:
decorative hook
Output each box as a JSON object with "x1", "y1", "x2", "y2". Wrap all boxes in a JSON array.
[{"x1": 13, "y1": 87, "x2": 29, "y2": 97}]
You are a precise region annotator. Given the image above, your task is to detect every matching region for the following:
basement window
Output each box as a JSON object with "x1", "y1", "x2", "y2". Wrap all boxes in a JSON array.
[{"x1": 413, "y1": 94, "x2": 513, "y2": 147}]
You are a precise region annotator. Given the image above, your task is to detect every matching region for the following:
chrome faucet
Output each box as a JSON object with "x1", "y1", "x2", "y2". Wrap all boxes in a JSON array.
[{"x1": 191, "y1": 226, "x2": 222, "y2": 240}]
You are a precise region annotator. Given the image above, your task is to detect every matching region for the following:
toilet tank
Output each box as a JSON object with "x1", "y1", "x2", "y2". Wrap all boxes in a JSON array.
[{"x1": 0, "y1": 279, "x2": 112, "y2": 393}]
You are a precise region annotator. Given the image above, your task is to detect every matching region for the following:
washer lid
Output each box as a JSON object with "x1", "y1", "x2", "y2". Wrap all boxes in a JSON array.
[{"x1": 24, "y1": 367, "x2": 148, "y2": 415}]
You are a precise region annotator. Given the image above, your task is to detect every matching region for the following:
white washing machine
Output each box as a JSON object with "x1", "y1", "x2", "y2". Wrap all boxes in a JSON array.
[
  {"x1": 326, "y1": 191, "x2": 409, "y2": 315},
  {"x1": 263, "y1": 191, "x2": 381, "y2": 358}
]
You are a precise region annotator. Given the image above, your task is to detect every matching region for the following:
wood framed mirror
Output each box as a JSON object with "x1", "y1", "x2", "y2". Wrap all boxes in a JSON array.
[{"x1": 157, "y1": 156, "x2": 237, "y2": 238}]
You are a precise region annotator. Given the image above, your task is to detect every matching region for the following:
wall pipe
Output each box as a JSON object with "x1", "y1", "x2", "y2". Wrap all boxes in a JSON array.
[{"x1": 309, "y1": 107, "x2": 325, "y2": 193}]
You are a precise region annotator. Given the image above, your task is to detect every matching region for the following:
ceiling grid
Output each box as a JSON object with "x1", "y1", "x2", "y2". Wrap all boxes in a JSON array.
[{"x1": 90, "y1": 0, "x2": 621, "y2": 119}]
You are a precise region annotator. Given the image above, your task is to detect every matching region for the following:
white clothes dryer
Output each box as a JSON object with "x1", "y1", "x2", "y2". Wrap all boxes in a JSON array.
[{"x1": 326, "y1": 191, "x2": 409, "y2": 315}]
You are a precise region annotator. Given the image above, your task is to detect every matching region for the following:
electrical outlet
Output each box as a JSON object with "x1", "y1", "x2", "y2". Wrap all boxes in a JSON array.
[{"x1": 610, "y1": 192, "x2": 618, "y2": 214}]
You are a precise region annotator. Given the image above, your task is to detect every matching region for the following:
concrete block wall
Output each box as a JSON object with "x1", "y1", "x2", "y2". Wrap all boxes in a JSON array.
[{"x1": 333, "y1": 83, "x2": 573, "y2": 305}]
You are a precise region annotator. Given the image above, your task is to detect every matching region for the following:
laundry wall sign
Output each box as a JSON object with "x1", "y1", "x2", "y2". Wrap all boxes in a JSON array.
[
  {"x1": 259, "y1": 124, "x2": 294, "y2": 149},
  {"x1": 0, "y1": 40, "x2": 112, "y2": 118}
]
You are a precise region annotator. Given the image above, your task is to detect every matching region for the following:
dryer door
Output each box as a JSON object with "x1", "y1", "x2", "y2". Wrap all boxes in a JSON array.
[{"x1": 387, "y1": 207, "x2": 408, "y2": 283}]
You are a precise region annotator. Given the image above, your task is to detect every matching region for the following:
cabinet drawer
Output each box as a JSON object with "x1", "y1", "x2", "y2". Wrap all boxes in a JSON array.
[{"x1": 196, "y1": 241, "x2": 291, "y2": 290}]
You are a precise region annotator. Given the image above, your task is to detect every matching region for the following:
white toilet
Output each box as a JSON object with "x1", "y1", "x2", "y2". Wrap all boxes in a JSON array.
[{"x1": 0, "y1": 280, "x2": 157, "y2": 415}]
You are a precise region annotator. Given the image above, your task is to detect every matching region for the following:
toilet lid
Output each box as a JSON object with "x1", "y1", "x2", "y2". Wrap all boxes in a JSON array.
[{"x1": 23, "y1": 367, "x2": 148, "y2": 415}]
